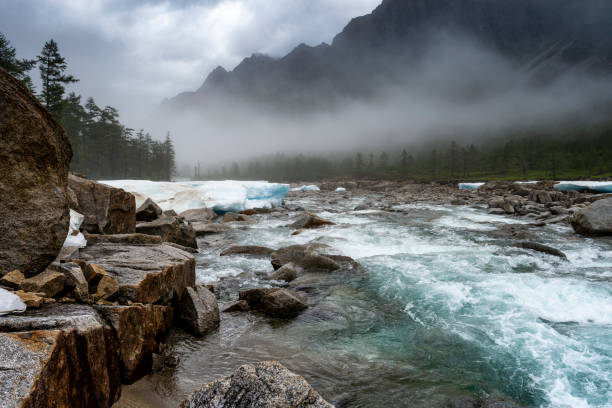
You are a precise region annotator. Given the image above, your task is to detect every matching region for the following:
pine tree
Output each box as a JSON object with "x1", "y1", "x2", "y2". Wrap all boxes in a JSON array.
[
  {"x1": 164, "y1": 132, "x2": 177, "y2": 181},
  {"x1": 38, "y1": 39, "x2": 78, "y2": 118},
  {"x1": 0, "y1": 32, "x2": 36, "y2": 92}
]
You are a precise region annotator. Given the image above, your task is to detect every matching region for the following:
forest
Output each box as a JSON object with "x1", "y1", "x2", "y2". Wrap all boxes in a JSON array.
[{"x1": 0, "y1": 33, "x2": 176, "y2": 181}]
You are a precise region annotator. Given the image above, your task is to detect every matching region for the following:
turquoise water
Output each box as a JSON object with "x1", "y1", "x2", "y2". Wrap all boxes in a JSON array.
[{"x1": 144, "y1": 196, "x2": 612, "y2": 407}]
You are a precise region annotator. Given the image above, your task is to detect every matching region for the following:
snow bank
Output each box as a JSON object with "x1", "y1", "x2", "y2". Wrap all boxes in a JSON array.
[
  {"x1": 458, "y1": 182, "x2": 485, "y2": 190},
  {"x1": 100, "y1": 180, "x2": 290, "y2": 214},
  {"x1": 0, "y1": 287, "x2": 26, "y2": 315},
  {"x1": 63, "y1": 209, "x2": 87, "y2": 248},
  {"x1": 554, "y1": 181, "x2": 612, "y2": 193},
  {"x1": 291, "y1": 185, "x2": 320, "y2": 192}
]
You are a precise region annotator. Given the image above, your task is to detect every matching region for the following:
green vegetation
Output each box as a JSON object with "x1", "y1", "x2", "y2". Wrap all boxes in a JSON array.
[{"x1": 0, "y1": 33, "x2": 176, "y2": 181}]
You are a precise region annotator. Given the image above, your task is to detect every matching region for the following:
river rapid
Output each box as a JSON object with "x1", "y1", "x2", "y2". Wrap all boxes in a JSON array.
[{"x1": 118, "y1": 189, "x2": 612, "y2": 408}]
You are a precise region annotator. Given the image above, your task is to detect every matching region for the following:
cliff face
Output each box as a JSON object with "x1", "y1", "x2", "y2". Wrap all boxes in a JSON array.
[{"x1": 164, "y1": 0, "x2": 612, "y2": 111}]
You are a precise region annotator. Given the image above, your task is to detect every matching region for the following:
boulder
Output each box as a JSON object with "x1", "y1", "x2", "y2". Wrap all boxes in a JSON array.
[
  {"x1": 83, "y1": 233, "x2": 162, "y2": 245},
  {"x1": 20, "y1": 270, "x2": 65, "y2": 298},
  {"x1": 47, "y1": 262, "x2": 88, "y2": 301},
  {"x1": 222, "y1": 212, "x2": 252, "y2": 223},
  {"x1": 222, "y1": 300, "x2": 250, "y2": 313},
  {"x1": 220, "y1": 246, "x2": 274, "y2": 257},
  {"x1": 95, "y1": 275, "x2": 120, "y2": 301},
  {"x1": 95, "y1": 304, "x2": 172, "y2": 383},
  {"x1": 570, "y1": 198, "x2": 612, "y2": 236},
  {"x1": 239, "y1": 288, "x2": 308, "y2": 318},
  {"x1": 179, "y1": 286, "x2": 220, "y2": 336},
  {"x1": 136, "y1": 216, "x2": 197, "y2": 249},
  {"x1": 192, "y1": 222, "x2": 230, "y2": 236},
  {"x1": 270, "y1": 245, "x2": 341, "y2": 272},
  {"x1": 180, "y1": 208, "x2": 215, "y2": 223},
  {"x1": 290, "y1": 212, "x2": 335, "y2": 229},
  {"x1": 0, "y1": 304, "x2": 121, "y2": 408},
  {"x1": 0, "y1": 270, "x2": 25, "y2": 290},
  {"x1": 180, "y1": 360, "x2": 332, "y2": 408},
  {"x1": 0, "y1": 67, "x2": 72, "y2": 278},
  {"x1": 69, "y1": 174, "x2": 136, "y2": 235},
  {"x1": 135, "y1": 198, "x2": 163, "y2": 222},
  {"x1": 77, "y1": 243, "x2": 195, "y2": 305},
  {"x1": 514, "y1": 242, "x2": 567, "y2": 259},
  {"x1": 268, "y1": 263, "x2": 302, "y2": 282}
]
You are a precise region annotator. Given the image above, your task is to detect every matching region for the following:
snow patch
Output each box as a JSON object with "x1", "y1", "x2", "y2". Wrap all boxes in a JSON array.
[
  {"x1": 0, "y1": 287, "x2": 26, "y2": 316},
  {"x1": 554, "y1": 181, "x2": 612, "y2": 193},
  {"x1": 63, "y1": 209, "x2": 87, "y2": 248},
  {"x1": 458, "y1": 182, "x2": 484, "y2": 190},
  {"x1": 335, "y1": 187, "x2": 347, "y2": 192},
  {"x1": 291, "y1": 185, "x2": 320, "y2": 192}
]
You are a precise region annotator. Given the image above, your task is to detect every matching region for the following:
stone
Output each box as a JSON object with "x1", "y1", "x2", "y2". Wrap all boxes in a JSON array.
[
  {"x1": 180, "y1": 207, "x2": 215, "y2": 223},
  {"x1": 239, "y1": 288, "x2": 308, "y2": 318},
  {"x1": 268, "y1": 263, "x2": 302, "y2": 282},
  {"x1": 222, "y1": 300, "x2": 250, "y2": 313},
  {"x1": 96, "y1": 304, "x2": 172, "y2": 383},
  {"x1": 0, "y1": 67, "x2": 72, "y2": 278},
  {"x1": 136, "y1": 216, "x2": 197, "y2": 248},
  {"x1": 179, "y1": 286, "x2": 220, "y2": 336},
  {"x1": 487, "y1": 208, "x2": 506, "y2": 215},
  {"x1": 270, "y1": 245, "x2": 341, "y2": 272},
  {"x1": 69, "y1": 174, "x2": 136, "y2": 235},
  {"x1": 180, "y1": 360, "x2": 332, "y2": 408},
  {"x1": 570, "y1": 198, "x2": 612, "y2": 236},
  {"x1": 290, "y1": 212, "x2": 335, "y2": 229},
  {"x1": 222, "y1": 212, "x2": 252, "y2": 223},
  {"x1": 0, "y1": 304, "x2": 121, "y2": 408},
  {"x1": 0, "y1": 270, "x2": 25, "y2": 290},
  {"x1": 239, "y1": 208, "x2": 271, "y2": 216},
  {"x1": 135, "y1": 198, "x2": 163, "y2": 222},
  {"x1": 502, "y1": 202, "x2": 515, "y2": 214},
  {"x1": 192, "y1": 222, "x2": 230, "y2": 236},
  {"x1": 83, "y1": 263, "x2": 108, "y2": 288},
  {"x1": 14, "y1": 290, "x2": 43, "y2": 309},
  {"x1": 83, "y1": 233, "x2": 162, "y2": 245},
  {"x1": 47, "y1": 262, "x2": 88, "y2": 301},
  {"x1": 77, "y1": 243, "x2": 195, "y2": 305},
  {"x1": 220, "y1": 246, "x2": 274, "y2": 257},
  {"x1": 514, "y1": 242, "x2": 567, "y2": 259},
  {"x1": 96, "y1": 275, "x2": 120, "y2": 300},
  {"x1": 20, "y1": 270, "x2": 65, "y2": 298}
]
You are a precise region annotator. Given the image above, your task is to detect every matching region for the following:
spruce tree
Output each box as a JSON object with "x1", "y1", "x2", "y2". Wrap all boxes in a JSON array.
[
  {"x1": 0, "y1": 32, "x2": 36, "y2": 92},
  {"x1": 38, "y1": 39, "x2": 78, "y2": 118}
]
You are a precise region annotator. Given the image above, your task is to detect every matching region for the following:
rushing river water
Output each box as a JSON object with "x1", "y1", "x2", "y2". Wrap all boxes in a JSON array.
[{"x1": 119, "y1": 192, "x2": 612, "y2": 408}]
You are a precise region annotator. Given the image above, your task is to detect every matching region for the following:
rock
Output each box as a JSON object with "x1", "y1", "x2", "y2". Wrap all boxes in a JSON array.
[
  {"x1": 570, "y1": 198, "x2": 612, "y2": 236},
  {"x1": 290, "y1": 212, "x2": 335, "y2": 229},
  {"x1": 20, "y1": 270, "x2": 65, "y2": 298},
  {"x1": 84, "y1": 233, "x2": 162, "y2": 245},
  {"x1": 179, "y1": 286, "x2": 220, "y2": 336},
  {"x1": 487, "y1": 208, "x2": 506, "y2": 215},
  {"x1": 270, "y1": 245, "x2": 341, "y2": 271},
  {"x1": 14, "y1": 290, "x2": 43, "y2": 309},
  {"x1": 162, "y1": 209, "x2": 178, "y2": 218},
  {"x1": 135, "y1": 198, "x2": 163, "y2": 222},
  {"x1": 47, "y1": 262, "x2": 88, "y2": 301},
  {"x1": 268, "y1": 263, "x2": 302, "y2": 282},
  {"x1": 77, "y1": 243, "x2": 195, "y2": 304},
  {"x1": 503, "y1": 202, "x2": 515, "y2": 214},
  {"x1": 239, "y1": 288, "x2": 308, "y2": 318},
  {"x1": 450, "y1": 199, "x2": 466, "y2": 205},
  {"x1": 69, "y1": 174, "x2": 136, "y2": 235},
  {"x1": 180, "y1": 208, "x2": 215, "y2": 223},
  {"x1": 0, "y1": 68, "x2": 72, "y2": 278},
  {"x1": 222, "y1": 212, "x2": 252, "y2": 223},
  {"x1": 222, "y1": 300, "x2": 250, "y2": 313},
  {"x1": 0, "y1": 304, "x2": 121, "y2": 407},
  {"x1": 529, "y1": 190, "x2": 553, "y2": 204},
  {"x1": 514, "y1": 242, "x2": 567, "y2": 259},
  {"x1": 95, "y1": 275, "x2": 120, "y2": 300},
  {"x1": 83, "y1": 263, "x2": 108, "y2": 289},
  {"x1": 180, "y1": 360, "x2": 332, "y2": 408},
  {"x1": 96, "y1": 304, "x2": 172, "y2": 383},
  {"x1": 239, "y1": 208, "x2": 271, "y2": 216},
  {"x1": 220, "y1": 246, "x2": 274, "y2": 257},
  {"x1": 0, "y1": 270, "x2": 25, "y2": 290},
  {"x1": 192, "y1": 222, "x2": 230, "y2": 236},
  {"x1": 136, "y1": 216, "x2": 197, "y2": 248},
  {"x1": 164, "y1": 241, "x2": 200, "y2": 254},
  {"x1": 54, "y1": 246, "x2": 81, "y2": 263}
]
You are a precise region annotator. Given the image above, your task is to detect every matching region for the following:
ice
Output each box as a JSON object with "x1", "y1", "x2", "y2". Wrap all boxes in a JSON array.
[
  {"x1": 458, "y1": 182, "x2": 484, "y2": 190},
  {"x1": 291, "y1": 184, "x2": 320, "y2": 191},
  {"x1": 554, "y1": 181, "x2": 612, "y2": 193},
  {"x1": 335, "y1": 187, "x2": 347, "y2": 192},
  {"x1": 0, "y1": 287, "x2": 26, "y2": 316},
  {"x1": 63, "y1": 209, "x2": 87, "y2": 248},
  {"x1": 100, "y1": 180, "x2": 289, "y2": 214}
]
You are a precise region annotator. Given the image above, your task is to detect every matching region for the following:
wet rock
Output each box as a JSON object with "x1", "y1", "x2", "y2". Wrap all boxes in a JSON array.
[
  {"x1": 0, "y1": 270, "x2": 25, "y2": 290},
  {"x1": 503, "y1": 203, "x2": 515, "y2": 214},
  {"x1": 222, "y1": 212, "x2": 252, "y2": 223},
  {"x1": 529, "y1": 190, "x2": 553, "y2": 204},
  {"x1": 14, "y1": 290, "x2": 43, "y2": 309},
  {"x1": 220, "y1": 245, "x2": 274, "y2": 257},
  {"x1": 290, "y1": 212, "x2": 335, "y2": 229},
  {"x1": 270, "y1": 245, "x2": 341, "y2": 272},
  {"x1": 180, "y1": 360, "x2": 332, "y2": 408},
  {"x1": 222, "y1": 300, "x2": 250, "y2": 313},
  {"x1": 136, "y1": 216, "x2": 197, "y2": 248},
  {"x1": 240, "y1": 208, "x2": 272, "y2": 216},
  {"x1": 239, "y1": 288, "x2": 308, "y2": 318},
  {"x1": 69, "y1": 174, "x2": 136, "y2": 235},
  {"x1": 487, "y1": 208, "x2": 506, "y2": 215},
  {"x1": 268, "y1": 263, "x2": 302, "y2": 282},
  {"x1": 0, "y1": 68, "x2": 72, "y2": 278},
  {"x1": 96, "y1": 304, "x2": 172, "y2": 383},
  {"x1": 180, "y1": 207, "x2": 215, "y2": 223},
  {"x1": 445, "y1": 396, "x2": 523, "y2": 408},
  {"x1": 47, "y1": 262, "x2": 88, "y2": 301},
  {"x1": 84, "y1": 233, "x2": 162, "y2": 245},
  {"x1": 570, "y1": 197, "x2": 612, "y2": 236},
  {"x1": 514, "y1": 242, "x2": 567, "y2": 259},
  {"x1": 192, "y1": 222, "x2": 230, "y2": 236},
  {"x1": 0, "y1": 304, "x2": 121, "y2": 407},
  {"x1": 135, "y1": 198, "x2": 163, "y2": 222},
  {"x1": 179, "y1": 286, "x2": 220, "y2": 336},
  {"x1": 20, "y1": 270, "x2": 65, "y2": 298},
  {"x1": 77, "y1": 243, "x2": 195, "y2": 304}
]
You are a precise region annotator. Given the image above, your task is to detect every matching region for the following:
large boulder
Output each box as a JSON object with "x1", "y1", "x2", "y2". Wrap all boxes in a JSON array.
[
  {"x1": 178, "y1": 286, "x2": 220, "y2": 336},
  {"x1": 135, "y1": 198, "x2": 162, "y2": 222},
  {"x1": 290, "y1": 212, "x2": 335, "y2": 229},
  {"x1": 0, "y1": 67, "x2": 72, "y2": 278},
  {"x1": 570, "y1": 198, "x2": 612, "y2": 236},
  {"x1": 239, "y1": 288, "x2": 308, "y2": 318},
  {"x1": 180, "y1": 360, "x2": 332, "y2": 408},
  {"x1": 69, "y1": 174, "x2": 136, "y2": 235},
  {"x1": 180, "y1": 208, "x2": 215, "y2": 223},
  {"x1": 270, "y1": 245, "x2": 341, "y2": 272},
  {"x1": 136, "y1": 216, "x2": 197, "y2": 249},
  {"x1": 220, "y1": 246, "x2": 274, "y2": 257}
]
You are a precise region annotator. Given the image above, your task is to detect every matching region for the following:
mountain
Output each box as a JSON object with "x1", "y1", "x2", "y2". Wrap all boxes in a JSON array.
[{"x1": 164, "y1": 0, "x2": 612, "y2": 112}]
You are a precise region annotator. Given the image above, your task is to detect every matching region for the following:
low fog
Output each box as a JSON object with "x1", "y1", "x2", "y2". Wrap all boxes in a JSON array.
[{"x1": 150, "y1": 32, "x2": 612, "y2": 170}]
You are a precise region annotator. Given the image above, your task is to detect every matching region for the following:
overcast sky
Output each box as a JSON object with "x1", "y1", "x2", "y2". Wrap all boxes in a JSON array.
[{"x1": 1, "y1": 0, "x2": 380, "y2": 130}]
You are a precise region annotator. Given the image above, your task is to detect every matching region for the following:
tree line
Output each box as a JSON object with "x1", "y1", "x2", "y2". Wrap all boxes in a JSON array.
[{"x1": 0, "y1": 33, "x2": 176, "y2": 181}]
